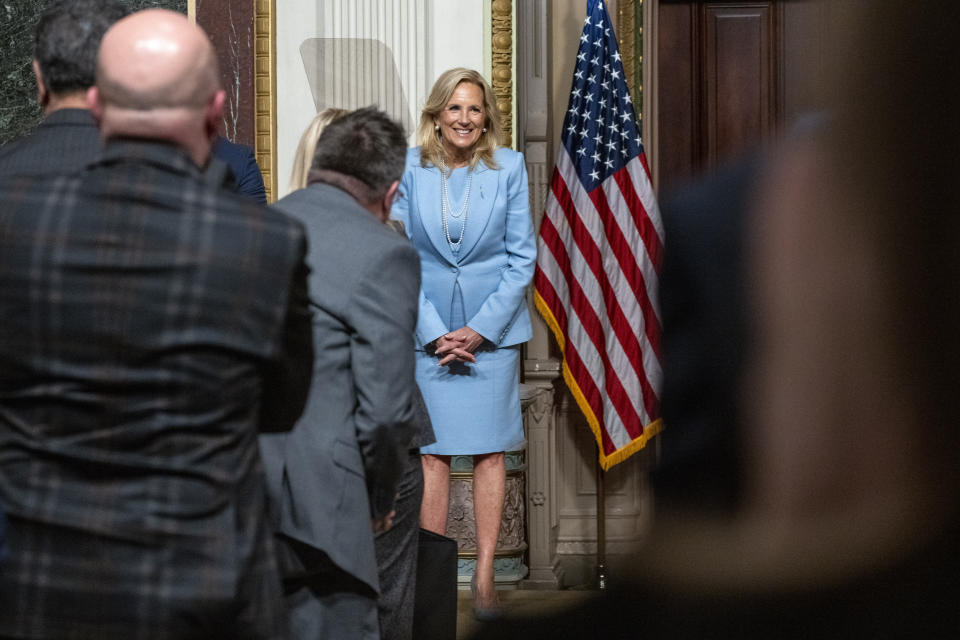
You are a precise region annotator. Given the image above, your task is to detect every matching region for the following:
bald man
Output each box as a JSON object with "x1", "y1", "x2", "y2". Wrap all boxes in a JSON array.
[{"x1": 0, "y1": 10, "x2": 312, "y2": 640}]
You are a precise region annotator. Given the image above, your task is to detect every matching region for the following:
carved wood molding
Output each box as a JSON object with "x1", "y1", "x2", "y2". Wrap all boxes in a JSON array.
[
  {"x1": 617, "y1": 0, "x2": 643, "y2": 120},
  {"x1": 491, "y1": 0, "x2": 514, "y2": 148},
  {"x1": 449, "y1": 474, "x2": 527, "y2": 552},
  {"x1": 253, "y1": 0, "x2": 277, "y2": 201}
]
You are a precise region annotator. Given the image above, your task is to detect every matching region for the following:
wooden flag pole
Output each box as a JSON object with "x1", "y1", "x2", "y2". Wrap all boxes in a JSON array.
[{"x1": 596, "y1": 455, "x2": 607, "y2": 590}]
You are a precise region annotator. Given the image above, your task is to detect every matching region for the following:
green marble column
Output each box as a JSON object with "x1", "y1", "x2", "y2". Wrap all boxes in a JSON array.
[{"x1": 0, "y1": 0, "x2": 186, "y2": 145}]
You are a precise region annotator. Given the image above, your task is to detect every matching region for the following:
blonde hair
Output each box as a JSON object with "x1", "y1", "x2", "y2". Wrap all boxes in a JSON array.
[
  {"x1": 417, "y1": 68, "x2": 503, "y2": 172},
  {"x1": 288, "y1": 107, "x2": 350, "y2": 191}
]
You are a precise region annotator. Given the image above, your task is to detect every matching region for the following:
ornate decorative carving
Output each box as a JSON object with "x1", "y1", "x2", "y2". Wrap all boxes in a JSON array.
[
  {"x1": 531, "y1": 490, "x2": 546, "y2": 507},
  {"x1": 491, "y1": 0, "x2": 513, "y2": 148},
  {"x1": 448, "y1": 474, "x2": 526, "y2": 552},
  {"x1": 526, "y1": 386, "x2": 553, "y2": 424},
  {"x1": 617, "y1": 0, "x2": 643, "y2": 123},
  {"x1": 253, "y1": 0, "x2": 276, "y2": 201}
]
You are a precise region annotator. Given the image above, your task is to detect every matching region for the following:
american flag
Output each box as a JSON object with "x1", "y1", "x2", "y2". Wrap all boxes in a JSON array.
[{"x1": 533, "y1": 0, "x2": 664, "y2": 470}]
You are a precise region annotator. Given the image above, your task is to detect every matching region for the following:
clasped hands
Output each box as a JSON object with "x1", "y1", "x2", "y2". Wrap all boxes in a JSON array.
[{"x1": 435, "y1": 326, "x2": 484, "y2": 366}]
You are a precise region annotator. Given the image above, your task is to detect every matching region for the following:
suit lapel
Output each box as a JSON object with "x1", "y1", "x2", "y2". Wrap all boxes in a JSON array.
[
  {"x1": 415, "y1": 164, "x2": 458, "y2": 265},
  {"x1": 456, "y1": 161, "x2": 500, "y2": 262}
]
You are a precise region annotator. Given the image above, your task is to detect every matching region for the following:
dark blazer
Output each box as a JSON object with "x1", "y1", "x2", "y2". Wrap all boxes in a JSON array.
[
  {"x1": 212, "y1": 136, "x2": 267, "y2": 204},
  {"x1": 654, "y1": 155, "x2": 763, "y2": 514},
  {"x1": 0, "y1": 140, "x2": 313, "y2": 639},
  {"x1": 259, "y1": 181, "x2": 421, "y2": 594},
  {"x1": 0, "y1": 108, "x2": 100, "y2": 177},
  {"x1": 0, "y1": 111, "x2": 267, "y2": 206}
]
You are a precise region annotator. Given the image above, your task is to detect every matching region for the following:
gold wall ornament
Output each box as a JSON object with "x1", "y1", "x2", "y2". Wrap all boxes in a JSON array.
[
  {"x1": 491, "y1": 0, "x2": 514, "y2": 148},
  {"x1": 253, "y1": 0, "x2": 277, "y2": 202},
  {"x1": 617, "y1": 0, "x2": 643, "y2": 122}
]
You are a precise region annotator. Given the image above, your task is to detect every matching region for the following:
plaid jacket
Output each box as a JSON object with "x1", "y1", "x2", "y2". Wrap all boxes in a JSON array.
[{"x1": 0, "y1": 140, "x2": 313, "y2": 639}]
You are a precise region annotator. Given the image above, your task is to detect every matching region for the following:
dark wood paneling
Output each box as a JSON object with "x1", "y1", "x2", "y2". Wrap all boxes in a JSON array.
[
  {"x1": 701, "y1": 4, "x2": 776, "y2": 167},
  {"x1": 656, "y1": 3, "x2": 697, "y2": 193},
  {"x1": 655, "y1": 1, "x2": 833, "y2": 191},
  {"x1": 780, "y1": 0, "x2": 830, "y2": 126}
]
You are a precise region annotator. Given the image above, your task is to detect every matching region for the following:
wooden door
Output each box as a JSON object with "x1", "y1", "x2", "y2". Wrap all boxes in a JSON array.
[{"x1": 656, "y1": 0, "x2": 829, "y2": 192}]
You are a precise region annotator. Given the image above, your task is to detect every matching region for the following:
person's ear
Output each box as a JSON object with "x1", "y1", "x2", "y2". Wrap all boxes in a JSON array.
[
  {"x1": 86, "y1": 86, "x2": 103, "y2": 124},
  {"x1": 32, "y1": 60, "x2": 49, "y2": 109},
  {"x1": 204, "y1": 89, "x2": 226, "y2": 139},
  {"x1": 380, "y1": 180, "x2": 401, "y2": 222}
]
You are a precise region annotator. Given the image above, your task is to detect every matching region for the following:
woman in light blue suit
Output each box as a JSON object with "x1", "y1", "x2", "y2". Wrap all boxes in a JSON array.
[{"x1": 391, "y1": 68, "x2": 535, "y2": 619}]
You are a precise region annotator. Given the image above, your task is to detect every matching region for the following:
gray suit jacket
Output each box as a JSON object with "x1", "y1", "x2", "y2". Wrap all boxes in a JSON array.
[{"x1": 259, "y1": 182, "x2": 421, "y2": 593}]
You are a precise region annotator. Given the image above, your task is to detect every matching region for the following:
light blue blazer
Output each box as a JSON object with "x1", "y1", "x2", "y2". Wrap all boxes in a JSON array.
[{"x1": 392, "y1": 146, "x2": 536, "y2": 349}]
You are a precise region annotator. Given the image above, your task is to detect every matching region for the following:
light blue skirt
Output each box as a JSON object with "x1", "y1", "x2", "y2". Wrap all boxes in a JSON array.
[{"x1": 417, "y1": 345, "x2": 524, "y2": 455}]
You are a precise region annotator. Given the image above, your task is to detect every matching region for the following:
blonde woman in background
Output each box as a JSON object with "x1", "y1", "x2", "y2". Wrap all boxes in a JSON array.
[
  {"x1": 288, "y1": 107, "x2": 350, "y2": 192},
  {"x1": 391, "y1": 68, "x2": 536, "y2": 621}
]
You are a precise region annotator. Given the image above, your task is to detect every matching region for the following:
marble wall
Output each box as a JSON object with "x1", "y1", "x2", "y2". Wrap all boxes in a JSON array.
[
  {"x1": 196, "y1": 0, "x2": 255, "y2": 146},
  {"x1": 0, "y1": 0, "x2": 186, "y2": 146}
]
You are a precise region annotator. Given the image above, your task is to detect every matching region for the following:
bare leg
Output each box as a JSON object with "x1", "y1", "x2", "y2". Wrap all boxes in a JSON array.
[
  {"x1": 472, "y1": 452, "x2": 505, "y2": 610},
  {"x1": 420, "y1": 454, "x2": 451, "y2": 534}
]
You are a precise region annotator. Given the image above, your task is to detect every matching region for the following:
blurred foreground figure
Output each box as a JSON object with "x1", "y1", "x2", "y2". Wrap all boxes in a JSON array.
[
  {"x1": 653, "y1": 152, "x2": 761, "y2": 515},
  {"x1": 472, "y1": 1, "x2": 960, "y2": 637},
  {"x1": 0, "y1": 10, "x2": 312, "y2": 639}
]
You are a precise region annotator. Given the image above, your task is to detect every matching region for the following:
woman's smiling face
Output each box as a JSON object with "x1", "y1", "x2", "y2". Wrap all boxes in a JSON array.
[{"x1": 435, "y1": 81, "x2": 485, "y2": 161}]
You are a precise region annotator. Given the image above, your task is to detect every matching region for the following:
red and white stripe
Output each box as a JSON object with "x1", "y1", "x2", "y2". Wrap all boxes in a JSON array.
[{"x1": 534, "y1": 147, "x2": 664, "y2": 469}]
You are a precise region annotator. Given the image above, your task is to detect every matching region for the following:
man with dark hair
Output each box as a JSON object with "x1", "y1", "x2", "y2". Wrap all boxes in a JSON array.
[
  {"x1": 0, "y1": 10, "x2": 312, "y2": 639},
  {"x1": 0, "y1": 0, "x2": 267, "y2": 204},
  {"x1": 258, "y1": 106, "x2": 423, "y2": 640},
  {"x1": 0, "y1": 0, "x2": 127, "y2": 177}
]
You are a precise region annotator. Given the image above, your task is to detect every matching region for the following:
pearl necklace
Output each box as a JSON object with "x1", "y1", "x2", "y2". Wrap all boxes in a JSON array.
[{"x1": 439, "y1": 159, "x2": 472, "y2": 250}]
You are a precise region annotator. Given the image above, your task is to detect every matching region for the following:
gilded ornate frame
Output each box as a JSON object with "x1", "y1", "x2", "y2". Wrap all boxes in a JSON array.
[
  {"x1": 616, "y1": 0, "x2": 657, "y2": 186},
  {"x1": 252, "y1": 0, "x2": 277, "y2": 201},
  {"x1": 616, "y1": 0, "x2": 643, "y2": 122},
  {"x1": 490, "y1": 0, "x2": 514, "y2": 149},
  {"x1": 252, "y1": 1, "x2": 513, "y2": 202}
]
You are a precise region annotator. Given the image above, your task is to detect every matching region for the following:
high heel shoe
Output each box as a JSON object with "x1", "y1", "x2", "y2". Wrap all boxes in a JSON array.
[{"x1": 470, "y1": 574, "x2": 503, "y2": 621}]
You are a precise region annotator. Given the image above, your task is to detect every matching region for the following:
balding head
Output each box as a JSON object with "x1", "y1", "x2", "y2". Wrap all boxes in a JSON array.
[{"x1": 88, "y1": 9, "x2": 224, "y2": 166}]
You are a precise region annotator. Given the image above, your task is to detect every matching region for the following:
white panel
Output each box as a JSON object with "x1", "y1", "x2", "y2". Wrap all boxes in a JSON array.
[
  {"x1": 428, "y1": 0, "x2": 487, "y2": 89},
  {"x1": 275, "y1": 0, "x2": 490, "y2": 198},
  {"x1": 275, "y1": 0, "x2": 431, "y2": 197}
]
